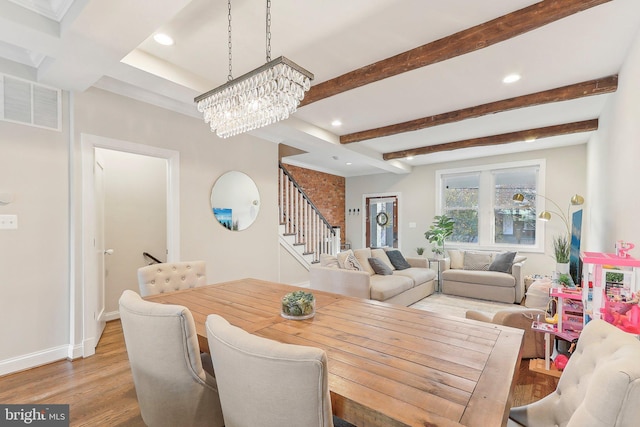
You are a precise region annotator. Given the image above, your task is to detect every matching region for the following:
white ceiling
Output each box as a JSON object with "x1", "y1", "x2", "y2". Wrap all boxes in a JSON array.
[{"x1": 1, "y1": 0, "x2": 639, "y2": 176}]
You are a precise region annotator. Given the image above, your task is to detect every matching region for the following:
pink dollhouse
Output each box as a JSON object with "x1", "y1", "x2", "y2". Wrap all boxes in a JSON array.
[{"x1": 581, "y1": 251, "x2": 640, "y2": 335}]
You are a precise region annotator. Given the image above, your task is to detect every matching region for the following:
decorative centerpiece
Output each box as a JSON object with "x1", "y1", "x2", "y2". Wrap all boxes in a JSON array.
[{"x1": 281, "y1": 290, "x2": 315, "y2": 320}]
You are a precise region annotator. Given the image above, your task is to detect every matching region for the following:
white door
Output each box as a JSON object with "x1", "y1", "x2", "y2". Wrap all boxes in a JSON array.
[
  {"x1": 79, "y1": 134, "x2": 181, "y2": 358},
  {"x1": 94, "y1": 152, "x2": 108, "y2": 335},
  {"x1": 83, "y1": 151, "x2": 107, "y2": 356}
]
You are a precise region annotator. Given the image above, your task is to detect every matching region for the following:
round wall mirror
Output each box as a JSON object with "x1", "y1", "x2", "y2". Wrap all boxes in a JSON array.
[{"x1": 210, "y1": 171, "x2": 260, "y2": 231}]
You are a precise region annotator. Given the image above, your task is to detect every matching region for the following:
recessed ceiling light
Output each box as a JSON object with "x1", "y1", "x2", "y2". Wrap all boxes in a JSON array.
[
  {"x1": 153, "y1": 33, "x2": 174, "y2": 46},
  {"x1": 503, "y1": 73, "x2": 521, "y2": 84},
  {"x1": 331, "y1": 120, "x2": 342, "y2": 127},
  {"x1": 346, "y1": 162, "x2": 352, "y2": 166},
  {"x1": 406, "y1": 156, "x2": 414, "y2": 160},
  {"x1": 524, "y1": 136, "x2": 537, "y2": 142}
]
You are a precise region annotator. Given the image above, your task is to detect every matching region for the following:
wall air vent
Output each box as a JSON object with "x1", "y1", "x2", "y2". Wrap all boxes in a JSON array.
[{"x1": 0, "y1": 74, "x2": 61, "y2": 131}]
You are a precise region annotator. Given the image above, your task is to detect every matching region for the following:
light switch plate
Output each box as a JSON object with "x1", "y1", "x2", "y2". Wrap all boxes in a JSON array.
[
  {"x1": 409, "y1": 222, "x2": 416, "y2": 228},
  {"x1": 0, "y1": 214, "x2": 18, "y2": 229}
]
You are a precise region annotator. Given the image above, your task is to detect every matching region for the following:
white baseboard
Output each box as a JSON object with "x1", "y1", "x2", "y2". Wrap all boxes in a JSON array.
[
  {"x1": 0, "y1": 345, "x2": 70, "y2": 377},
  {"x1": 104, "y1": 310, "x2": 120, "y2": 322},
  {"x1": 67, "y1": 343, "x2": 83, "y2": 360}
]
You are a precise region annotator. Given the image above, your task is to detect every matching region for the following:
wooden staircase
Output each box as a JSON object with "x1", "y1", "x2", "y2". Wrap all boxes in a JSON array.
[{"x1": 279, "y1": 163, "x2": 339, "y2": 269}]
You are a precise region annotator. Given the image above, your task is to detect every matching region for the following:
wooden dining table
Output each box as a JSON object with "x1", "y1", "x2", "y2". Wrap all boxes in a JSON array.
[{"x1": 146, "y1": 278, "x2": 523, "y2": 427}]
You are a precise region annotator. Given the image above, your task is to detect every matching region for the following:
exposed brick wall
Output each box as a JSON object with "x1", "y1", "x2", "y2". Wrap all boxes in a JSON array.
[{"x1": 283, "y1": 164, "x2": 345, "y2": 244}]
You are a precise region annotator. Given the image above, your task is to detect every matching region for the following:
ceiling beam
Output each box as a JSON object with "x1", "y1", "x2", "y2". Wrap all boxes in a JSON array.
[
  {"x1": 300, "y1": 0, "x2": 612, "y2": 107},
  {"x1": 341, "y1": 75, "x2": 617, "y2": 144},
  {"x1": 382, "y1": 119, "x2": 599, "y2": 160}
]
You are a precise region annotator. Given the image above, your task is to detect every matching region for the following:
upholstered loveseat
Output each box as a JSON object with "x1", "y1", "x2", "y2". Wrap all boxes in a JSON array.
[
  {"x1": 309, "y1": 248, "x2": 437, "y2": 306},
  {"x1": 441, "y1": 249, "x2": 526, "y2": 304}
]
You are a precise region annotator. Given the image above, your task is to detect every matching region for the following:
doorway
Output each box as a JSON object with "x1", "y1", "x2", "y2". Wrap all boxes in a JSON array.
[
  {"x1": 365, "y1": 195, "x2": 398, "y2": 248},
  {"x1": 96, "y1": 148, "x2": 168, "y2": 320},
  {"x1": 80, "y1": 134, "x2": 180, "y2": 357}
]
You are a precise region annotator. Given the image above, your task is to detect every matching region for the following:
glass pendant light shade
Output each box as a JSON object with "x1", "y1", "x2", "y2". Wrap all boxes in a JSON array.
[
  {"x1": 195, "y1": 0, "x2": 313, "y2": 138},
  {"x1": 195, "y1": 57, "x2": 313, "y2": 138}
]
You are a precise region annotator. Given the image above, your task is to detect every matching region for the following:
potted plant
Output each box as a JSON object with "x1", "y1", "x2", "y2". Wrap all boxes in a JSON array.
[
  {"x1": 557, "y1": 273, "x2": 575, "y2": 287},
  {"x1": 553, "y1": 234, "x2": 570, "y2": 274},
  {"x1": 416, "y1": 247, "x2": 425, "y2": 256},
  {"x1": 424, "y1": 215, "x2": 455, "y2": 258}
]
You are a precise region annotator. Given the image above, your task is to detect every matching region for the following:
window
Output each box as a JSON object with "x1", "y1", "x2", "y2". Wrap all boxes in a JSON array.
[
  {"x1": 437, "y1": 160, "x2": 544, "y2": 250},
  {"x1": 442, "y1": 173, "x2": 479, "y2": 243}
]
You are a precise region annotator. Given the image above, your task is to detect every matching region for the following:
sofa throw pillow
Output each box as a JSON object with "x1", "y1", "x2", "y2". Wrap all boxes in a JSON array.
[
  {"x1": 368, "y1": 257, "x2": 393, "y2": 275},
  {"x1": 371, "y1": 248, "x2": 395, "y2": 270},
  {"x1": 320, "y1": 254, "x2": 339, "y2": 268},
  {"x1": 343, "y1": 253, "x2": 364, "y2": 271},
  {"x1": 386, "y1": 250, "x2": 412, "y2": 270},
  {"x1": 463, "y1": 252, "x2": 492, "y2": 271},
  {"x1": 489, "y1": 251, "x2": 517, "y2": 273},
  {"x1": 447, "y1": 249, "x2": 464, "y2": 269},
  {"x1": 354, "y1": 248, "x2": 375, "y2": 275},
  {"x1": 337, "y1": 250, "x2": 354, "y2": 269}
]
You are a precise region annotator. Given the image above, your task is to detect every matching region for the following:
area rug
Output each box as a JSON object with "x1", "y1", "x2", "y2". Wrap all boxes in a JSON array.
[{"x1": 410, "y1": 293, "x2": 518, "y2": 318}]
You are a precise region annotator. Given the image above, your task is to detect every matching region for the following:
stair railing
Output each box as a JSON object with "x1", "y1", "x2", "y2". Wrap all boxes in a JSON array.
[{"x1": 279, "y1": 163, "x2": 338, "y2": 262}]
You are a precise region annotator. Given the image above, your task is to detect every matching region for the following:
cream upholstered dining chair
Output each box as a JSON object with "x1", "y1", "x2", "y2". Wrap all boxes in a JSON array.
[
  {"x1": 205, "y1": 314, "x2": 334, "y2": 427},
  {"x1": 137, "y1": 260, "x2": 207, "y2": 297},
  {"x1": 465, "y1": 308, "x2": 546, "y2": 359},
  {"x1": 119, "y1": 290, "x2": 224, "y2": 427},
  {"x1": 508, "y1": 319, "x2": 640, "y2": 426}
]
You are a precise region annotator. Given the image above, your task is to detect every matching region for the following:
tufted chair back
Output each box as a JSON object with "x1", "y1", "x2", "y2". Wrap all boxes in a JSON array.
[
  {"x1": 508, "y1": 319, "x2": 640, "y2": 427},
  {"x1": 206, "y1": 314, "x2": 334, "y2": 427},
  {"x1": 119, "y1": 290, "x2": 224, "y2": 427},
  {"x1": 137, "y1": 260, "x2": 207, "y2": 297}
]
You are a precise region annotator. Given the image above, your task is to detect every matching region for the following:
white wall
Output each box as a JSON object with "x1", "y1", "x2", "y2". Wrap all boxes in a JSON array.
[
  {"x1": 0, "y1": 93, "x2": 70, "y2": 366},
  {"x1": 73, "y1": 88, "x2": 280, "y2": 286},
  {"x1": 0, "y1": 86, "x2": 282, "y2": 375},
  {"x1": 99, "y1": 148, "x2": 167, "y2": 316},
  {"x1": 278, "y1": 246, "x2": 311, "y2": 286},
  {"x1": 586, "y1": 29, "x2": 640, "y2": 253},
  {"x1": 346, "y1": 144, "x2": 587, "y2": 278}
]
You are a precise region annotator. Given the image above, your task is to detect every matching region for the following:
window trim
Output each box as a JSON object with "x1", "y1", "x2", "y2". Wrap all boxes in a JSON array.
[{"x1": 435, "y1": 159, "x2": 546, "y2": 253}]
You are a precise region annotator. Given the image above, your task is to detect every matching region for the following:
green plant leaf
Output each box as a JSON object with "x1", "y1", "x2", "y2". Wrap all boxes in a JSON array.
[
  {"x1": 552, "y1": 235, "x2": 570, "y2": 263},
  {"x1": 424, "y1": 214, "x2": 455, "y2": 255}
]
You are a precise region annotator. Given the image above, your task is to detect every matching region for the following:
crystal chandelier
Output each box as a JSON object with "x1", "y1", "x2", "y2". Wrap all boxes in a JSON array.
[{"x1": 195, "y1": 0, "x2": 313, "y2": 139}]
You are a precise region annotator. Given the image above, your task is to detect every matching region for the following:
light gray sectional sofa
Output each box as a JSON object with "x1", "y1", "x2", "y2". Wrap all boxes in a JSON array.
[
  {"x1": 309, "y1": 248, "x2": 437, "y2": 306},
  {"x1": 441, "y1": 249, "x2": 526, "y2": 303}
]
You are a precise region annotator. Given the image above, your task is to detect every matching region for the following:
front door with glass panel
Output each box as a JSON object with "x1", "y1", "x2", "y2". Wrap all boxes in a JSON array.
[{"x1": 366, "y1": 196, "x2": 398, "y2": 248}]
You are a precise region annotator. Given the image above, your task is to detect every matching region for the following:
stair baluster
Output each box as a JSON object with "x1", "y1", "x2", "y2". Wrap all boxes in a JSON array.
[{"x1": 278, "y1": 163, "x2": 338, "y2": 267}]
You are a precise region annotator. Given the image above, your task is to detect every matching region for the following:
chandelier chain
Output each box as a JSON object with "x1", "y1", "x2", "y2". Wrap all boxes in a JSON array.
[
  {"x1": 194, "y1": 0, "x2": 313, "y2": 138},
  {"x1": 227, "y1": 0, "x2": 233, "y2": 81},
  {"x1": 266, "y1": 0, "x2": 271, "y2": 62}
]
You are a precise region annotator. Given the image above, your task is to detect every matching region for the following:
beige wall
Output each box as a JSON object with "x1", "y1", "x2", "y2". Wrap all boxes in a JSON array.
[
  {"x1": 98, "y1": 148, "x2": 167, "y2": 316},
  {"x1": 0, "y1": 93, "x2": 70, "y2": 365},
  {"x1": 278, "y1": 245, "x2": 311, "y2": 286},
  {"x1": 346, "y1": 144, "x2": 587, "y2": 278},
  {"x1": 0, "y1": 87, "x2": 282, "y2": 374},
  {"x1": 586, "y1": 29, "x2": 640, "y2": 253},
  {"x1": 73, "y1": 88, "x2": 280, "y2": 286}
]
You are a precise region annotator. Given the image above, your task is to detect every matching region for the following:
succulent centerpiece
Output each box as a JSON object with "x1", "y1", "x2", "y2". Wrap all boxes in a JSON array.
[{"x1": 281, "y1": 290, "x2": 316, "y2": 320}]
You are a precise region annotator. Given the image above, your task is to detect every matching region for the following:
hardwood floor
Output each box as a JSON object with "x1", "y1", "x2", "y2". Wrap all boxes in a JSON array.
[
  {"x1": 0, "y1": 320, "x2": 558, "y2": 426},
  {"x1": 0, "y1": 321, "x2": 145, "y2": 426}
]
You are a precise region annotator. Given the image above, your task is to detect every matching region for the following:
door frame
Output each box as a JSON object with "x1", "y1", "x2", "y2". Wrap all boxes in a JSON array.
[
  {"x1": 361, "y1": 192, "x2": 401, "y2": 248},
  {"x1": 79, "y1": 133, "x2": 180, "y2": 357}
]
